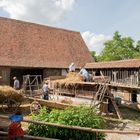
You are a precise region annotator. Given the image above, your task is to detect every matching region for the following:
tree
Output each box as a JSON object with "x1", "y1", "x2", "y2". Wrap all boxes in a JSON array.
[
  {"x1": 136, "y1": 40, "x2": 140, "y2": 52},
  {"x1": 97, "y1": 31, "x2": 140, "y2": 61},
  {"x1": 133, "y1": 40, "x2": 140, "y2": 59},
  {"x1": 91, "y1": 51, "x2": 97, "y2": 62}
]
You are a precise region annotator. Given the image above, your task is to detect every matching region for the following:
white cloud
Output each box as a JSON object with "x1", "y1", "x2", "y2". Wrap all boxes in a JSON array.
[
  {"x1": 0, "y1": 0, "x2": 75, "y2": 25},
  {"x1": 82, "y1": 31, "x2": 112, "y2": 55}
]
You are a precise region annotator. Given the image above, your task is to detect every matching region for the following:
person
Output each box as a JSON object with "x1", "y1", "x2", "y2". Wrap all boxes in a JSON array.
[
  {"x1": 8, "y1": 110, "x2": 24, "y2": 140},
  {"x1": 78, "y1": 66, "x2": 90, "y2": 82},
  {"x1": 0, "y1": 76, "x2": 3, "y2": 85},
  {"x1": 13, "y1": 77, "x2": 20, "y2": 90},
  {"x1": 42, "y1": 81, "x2": 49, "y2": 100},
  {"x1": 69, "y1": 62, "x2": 75, "y2": 72}
]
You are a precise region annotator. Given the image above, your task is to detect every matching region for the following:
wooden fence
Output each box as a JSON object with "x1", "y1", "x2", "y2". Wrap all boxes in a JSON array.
[{"x1": 0, "y1": 115, "x2": 140, "y2": 140}]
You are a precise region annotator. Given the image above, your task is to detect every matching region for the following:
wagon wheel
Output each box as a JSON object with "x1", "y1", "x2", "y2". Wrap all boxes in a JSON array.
[
  {"x1": 2, "y1": 99, "x2": 18, "y2": 113},
  {"x1": 30, "y1": 101, "x2": 41, "y2": 114}
]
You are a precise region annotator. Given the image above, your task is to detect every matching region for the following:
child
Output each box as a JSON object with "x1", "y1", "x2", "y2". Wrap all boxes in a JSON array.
[{"x1": 8, "y1": 110, "x2": 24, "y2": 140}]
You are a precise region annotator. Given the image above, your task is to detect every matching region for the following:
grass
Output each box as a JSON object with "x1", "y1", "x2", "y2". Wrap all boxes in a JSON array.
[
  {"x1": 104, "y1": 105, "x2": 140, "y2": 130},
  {"x1": 119, "y1": 106, "x2": 140, "y2": 122}
]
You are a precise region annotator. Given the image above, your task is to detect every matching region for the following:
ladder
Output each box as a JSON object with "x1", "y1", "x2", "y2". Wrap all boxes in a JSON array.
[
  {"x1": 90, "y1": 76, "x2": 122, "y2": 119},
  {"x1": 22, "y1": 75, "x2": 43, "y2": 96}
]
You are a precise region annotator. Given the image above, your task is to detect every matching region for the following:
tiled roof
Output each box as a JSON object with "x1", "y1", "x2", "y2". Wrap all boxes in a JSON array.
[
  {"x1": 0, "y1": 17, "x2": 94, "y2": 68},
  {"x1": 85, "y1": 59, "x2": 140, "y2": 69}
]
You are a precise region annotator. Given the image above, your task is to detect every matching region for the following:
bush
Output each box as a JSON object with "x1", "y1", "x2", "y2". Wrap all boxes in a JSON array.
[{"x1": 28, "y1": 106, "x2": 106, "y2": 140}]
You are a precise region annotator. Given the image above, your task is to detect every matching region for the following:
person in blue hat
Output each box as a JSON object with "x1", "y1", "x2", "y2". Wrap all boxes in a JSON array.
[{"x1": 8, "y1": 110, "x2": 24, "y2": 140}]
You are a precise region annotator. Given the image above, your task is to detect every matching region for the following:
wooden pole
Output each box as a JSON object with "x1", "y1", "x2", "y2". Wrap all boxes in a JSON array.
[
  {"x1": 0, "y1": 131, "x2": 57, "y2": 140},
  {"x1": 0, "y1": 115, "x2": 140, "y2": 135}
]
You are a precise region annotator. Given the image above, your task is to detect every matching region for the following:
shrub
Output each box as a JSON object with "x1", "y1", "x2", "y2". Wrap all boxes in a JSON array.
[{"x1": 28, "y1": 106, "x2": 106, "y2": 140}]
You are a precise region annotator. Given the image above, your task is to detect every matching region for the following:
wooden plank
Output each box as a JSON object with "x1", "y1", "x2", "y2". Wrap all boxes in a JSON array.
[
  {"x1": 53, "y1": 80, "x2": 140, "y2": 90},
  {"x1": 0, "y1": 131, "x2": 58, "y2": 140},
  {"x1": 111, "y1": 99, "x2": 122, "y2": 119},
  {"x1": 24, "y1": 97, "x2": 76, "y2": 109},
  {"x1": 58, "y1": 92, "x2": 75, "y2": 96},
  {"x1": 0, "y1": 116, "x2": 140, "y2": 135}
]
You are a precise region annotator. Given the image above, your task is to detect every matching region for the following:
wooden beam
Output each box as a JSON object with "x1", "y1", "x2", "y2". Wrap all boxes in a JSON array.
[
  {"x1": 0, "y1": 131, "x2": 57, "y2": 140},
  {"x1": 0, "y1": 115, "x2": 140, "y2": 135}
]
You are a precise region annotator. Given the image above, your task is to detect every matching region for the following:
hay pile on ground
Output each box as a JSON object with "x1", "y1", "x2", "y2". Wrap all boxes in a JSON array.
[
  {"x1": 53, "y1": 72, "x2": 83, "y2": 87},
  {"x1": 0, "y1": 86, "x2": 23, "y2": 103}
]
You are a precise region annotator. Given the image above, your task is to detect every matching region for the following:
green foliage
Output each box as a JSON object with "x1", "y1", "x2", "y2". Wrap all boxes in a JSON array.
[
  {"x1": 97, "y1": 31, "x2": 140, "y2": 61},
  {"x1": 91, "y1": 51, "x2": 97, "y2": 61},
  {"x1": 136, "y1": 40, "x2": 140, "y2": 52},
  {"x1": 28, "y1": 106, "x2": 106, "y2": 140}
]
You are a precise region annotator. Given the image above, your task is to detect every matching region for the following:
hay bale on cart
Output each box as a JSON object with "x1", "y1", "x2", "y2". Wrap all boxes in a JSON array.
[
  {"x1": 53, "y1": 72, "x2": 83, "y2": 88},
  {"x1": 0, "y1": 86, "x2": 23, "y2": 113},
  {"x1": 52, "y1": 72, "x2": 95, "y2": 98}
]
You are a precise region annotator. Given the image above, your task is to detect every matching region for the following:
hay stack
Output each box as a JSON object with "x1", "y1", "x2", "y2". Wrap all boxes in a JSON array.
[
  {"x1": 0, "y1": 86, "x2": 23, "y2": 103},
  {"x1": 54, "y1": 72, "x2": 83, "y2": 87}
]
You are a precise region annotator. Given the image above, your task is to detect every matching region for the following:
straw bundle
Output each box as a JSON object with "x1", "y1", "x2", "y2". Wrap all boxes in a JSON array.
[
  {"x1": 54, "y1": 72, "x2": 83, "y2": 87},
  {"x1": 0, "y1": 86, "x2": 23, "y2": 103}
]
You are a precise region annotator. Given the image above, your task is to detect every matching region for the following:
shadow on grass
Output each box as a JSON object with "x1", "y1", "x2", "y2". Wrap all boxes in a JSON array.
[
  {"x1": 119, "y1": 106, "x2": 140, "y2": 121},
  {"x1": 105, "y1": 106, "x2": 140, "y2": 130}
]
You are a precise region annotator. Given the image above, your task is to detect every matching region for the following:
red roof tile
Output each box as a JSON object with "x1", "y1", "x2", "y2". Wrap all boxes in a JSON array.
[
  {"x1": 85, "y1": 59, "x2": 140, "y2": 69},
  {"x1": 0, "y1": 17, "x2": 94, "y2": 68}
]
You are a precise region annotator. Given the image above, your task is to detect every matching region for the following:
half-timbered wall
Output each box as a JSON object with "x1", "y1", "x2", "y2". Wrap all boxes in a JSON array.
[
  {"x1": 0, "y1": 67, "x2": 65, "y2": 86},
  {"x1": 92, "y1": 68, "x2": 139, "y2": 87}
]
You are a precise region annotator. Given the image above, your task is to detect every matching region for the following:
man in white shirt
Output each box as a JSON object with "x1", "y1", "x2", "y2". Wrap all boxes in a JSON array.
[
  {"x1": 13, "y1": 77, "x2": 20, "y2": 90},
  {"x1": 42, "y1": 81, "x2": 49, "y2": 100},
  {"x1": 69, "y1": 62, "x2": 75, "y2": 72},
  {"x1": 79, "y1": 67, "x2": 90, "y2": 82}
]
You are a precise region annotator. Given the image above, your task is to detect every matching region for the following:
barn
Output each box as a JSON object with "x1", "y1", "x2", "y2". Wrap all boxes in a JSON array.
[
  {"x1": 85, "y1": 59, "x2": 140, "y2": 107},
  {"x1": 0, "y1": 17, "x2": 94, "y2": 86}
]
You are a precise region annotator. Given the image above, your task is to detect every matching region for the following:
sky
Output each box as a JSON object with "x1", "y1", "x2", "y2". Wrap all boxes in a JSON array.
[{"x1": 0, "y1": 0, "x2": 140, "y2": 54}]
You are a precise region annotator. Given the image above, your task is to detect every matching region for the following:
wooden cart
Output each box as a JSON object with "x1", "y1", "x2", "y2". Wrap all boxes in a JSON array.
[{"x1": 0, "y1": 86, "x2": 23, "y2": 113}]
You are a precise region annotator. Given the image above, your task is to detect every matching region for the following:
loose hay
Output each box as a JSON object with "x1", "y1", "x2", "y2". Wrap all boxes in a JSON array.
[
  {"x1": 54, "y1": 72, "x2": 83, "y2": 88},
  {"x1": 0, "y1": 86, "x2": 23, "y2": 103}
]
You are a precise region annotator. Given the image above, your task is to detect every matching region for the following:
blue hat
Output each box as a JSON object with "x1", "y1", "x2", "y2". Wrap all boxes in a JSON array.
[{"x1": 9, "y1": 114, "x2": 23, "y2": 122}]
